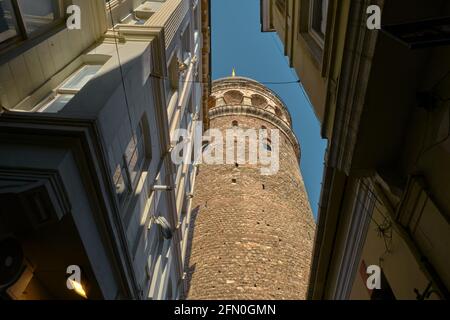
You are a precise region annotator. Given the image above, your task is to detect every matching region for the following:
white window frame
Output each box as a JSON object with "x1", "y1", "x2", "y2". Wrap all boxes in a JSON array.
[
  {"x1": 116, "y1": 116, "x2": 151, "y2": 214},
  {"x1": 308, "y1": 0, "x2": 329, "y2": 48},
  {"x1": 181, "y1": 23, "x2": 192, "y2": 65},
  {"x1": 36, "y1": 63, "x2": 103, "y2": 112},
  {"x1": 0, "y1": 0, "x2": 65, "y2": 50}
]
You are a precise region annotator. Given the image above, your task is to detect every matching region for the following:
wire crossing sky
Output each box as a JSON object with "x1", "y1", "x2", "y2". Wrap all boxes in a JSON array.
[{"x1": 211, "y1": 0, "x2": 326, "y2": 218}]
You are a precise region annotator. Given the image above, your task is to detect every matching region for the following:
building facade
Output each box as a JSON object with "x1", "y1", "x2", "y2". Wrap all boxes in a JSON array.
[
  {"x1": 0, "y1": 0, "x2": 210, "y2": 300},
  {"x1": 185, "y1": 76, "x2": 315, "y2": 299},
  {"x1": 262, "y1": 0, "x2": 450, "y2": 300}
]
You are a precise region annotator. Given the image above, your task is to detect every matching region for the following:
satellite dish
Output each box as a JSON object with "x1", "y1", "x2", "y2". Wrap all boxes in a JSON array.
[
  {"x1": 154, "y1": 217, "x2": 173, "y2": 239},
  {"x1": 0, "y1": 237, "x2": 24, "y2": 290}
]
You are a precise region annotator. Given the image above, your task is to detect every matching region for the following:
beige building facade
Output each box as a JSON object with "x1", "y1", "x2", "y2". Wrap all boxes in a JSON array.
[
  {"x1": 185, "y1": 76, "x2": 315, "y2": 299},
  {"x1": 0, "y1": 0, "x2": 210, "y2": 300},
  {"x1": 262, "y1": 0, "x2": 450, "y2": 300}
]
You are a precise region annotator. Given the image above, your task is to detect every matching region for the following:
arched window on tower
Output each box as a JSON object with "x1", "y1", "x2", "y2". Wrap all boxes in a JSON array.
[
  {"x1": 262, "y1": 138, "x2": 272, "y2": 152},
  {"x1": 251, "y1": 94, "x2": 268, "y2": 108},
  {"x1": 232, "y1": 120, "x2": 238, "y2": 128},
  {"x1": 202, "y1": 140, "x2": 210, "y2": 153},
  {"x1": 274, "y1": 107, "x2": 283, "y2": 117},
  {"x1": 223, "y1": 90, "x2": 244, "y2": 105}
]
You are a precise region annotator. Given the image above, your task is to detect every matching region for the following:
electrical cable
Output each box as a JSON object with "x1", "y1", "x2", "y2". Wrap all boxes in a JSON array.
[
  {"x1": 149, "y1": 72, "x2": 301, "y2": 85},
  {"x1": 344, "y1": 178, "x2": 394, "y2": 255},
  {"x1": 269, "y1": 32, "x2": 314, "y2": 106},
  {"x1": 107, "y1": 2, "x2": 137, "y2": 145}
]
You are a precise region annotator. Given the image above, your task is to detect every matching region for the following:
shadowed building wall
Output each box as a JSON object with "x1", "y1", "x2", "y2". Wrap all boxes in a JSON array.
[
  {"x1": 0, "y1": 0, "x2": 210, "y2": 300},
  {"x1": 261, "y1": 0, "x2": 450, "y2": 300},
  {"x1": 185, "y1": 77, "x2": 315, "y2": 300}
]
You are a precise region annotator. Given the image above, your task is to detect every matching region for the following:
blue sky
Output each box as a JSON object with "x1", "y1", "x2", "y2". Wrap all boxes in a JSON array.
[{"x1": 211, "y1": 0, "x2": 326, "y2": 218}]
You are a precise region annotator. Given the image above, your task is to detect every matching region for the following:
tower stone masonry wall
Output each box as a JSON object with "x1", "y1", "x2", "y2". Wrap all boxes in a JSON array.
[{"x1": 185, "y1": 77, "x2": 316, "y2": 300}]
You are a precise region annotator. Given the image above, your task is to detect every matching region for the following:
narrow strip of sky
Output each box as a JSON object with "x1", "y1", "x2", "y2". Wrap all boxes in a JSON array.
[{"x1": 211, "y1": 0, "x2": 327, "y2": 218}]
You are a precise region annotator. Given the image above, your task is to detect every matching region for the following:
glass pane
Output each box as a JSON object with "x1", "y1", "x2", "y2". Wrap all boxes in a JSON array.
[
  {"x1": 17, "y1": 0, "x2": 60, "y2": 35},
  {"x1": 128, "y1": 151, "x2": 138, "y2": 184},
  {"x1": 125, "y1": 137, "x2": 137, "y2": 164},
  {"x1": 61, "y1": 65, "x2": 102, "y2": 90},
  {"x1": 0, "y1": 0, "x2": 19, "y2": 43},
  {"x1": 321, "y1": 0, "x2": 329, "y2": 35},
  {"x1": 134, "y1": 19, "x2": 145, "y2": 26},
  {"x1": 182, "y1": 25, "x2": 191, "y2": 64},
  {"x1": 40, "y1": 94, "x2": 74, "y2": 113},
  {"x1": 126, "y1": 137, "x2": 145, "y2": 186},
  {"x1": 311, "y1": 0, "x2": 329, "y2": 38},
  {"x1": 275, "y1": 0, "x2": 286, "y2": 13},
  {"x1": 114, "y1": 163, "x2": 130, "y2": 205}
]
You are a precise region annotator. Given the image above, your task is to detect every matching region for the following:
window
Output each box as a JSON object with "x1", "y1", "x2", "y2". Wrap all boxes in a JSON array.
[
  {"x1": 193, "y1": 3, "x2": 200, "y2": 55},
  {"x1": 275, "y1": 0, "x2": 286, "y2": 14},
  {"x1": 115, "y1": 117, "x2": 151, "y2": 207},
  {"x1": 0, "y1": 0, "x2": 63, "y2": 49},
  {"x1": 251, "y1": 94, "x2": 268, "y2": 108},
  {"x1": 223, "y1": 90, "x2": 244, "y2": 105},
  {"x1": 309, "y1": 0, "x2": 329, "y2": 44},
  {"x1": 262, "y1": 139, "x2": 272, "y2": 152},
  {"x1": 181, "y1": 24, "x2": 191, "y2": 64},
  {"x1": 59, "y1": 65, "x2": 102, "y2": 91},
  {"x1": 0, "y1": 1, "x2": 18, "y2": 44},
  {"x1": 37, "y1": 64, "x2": 102, "y2": 113},
  {"x1": 193, "y1": 0, "x2": 199, "y2": 33},
  {"x1": 39, "y1": 94, "x2": 72, "y2": 113},
  {"x1": 146, "y1": 217, "x2": 164, "y2": 284},
  {"x1": 232, "y1": 120, "x2": 238, "y2": 128},
  {"x1": 148, "y1": 237, "x2": 171, "y2": 300},
  {"x1": 165, "y1": 277, "x2": 174, "y2": 300},
  {"x1": 113, "y1": 159, "x2": 132, "y2": 205},
  {"x1": 124, "y1": 121, "x2": 147, "y2": 187},
  {"x1": 167, "y1": 53, "x2": 179, "y2": 98},
  {"x1": 202, "y1": 140, "x2": 210, "y2": 152},
  {"x1": 274, "y1": 107, "x2": 283, "y2": 117}
]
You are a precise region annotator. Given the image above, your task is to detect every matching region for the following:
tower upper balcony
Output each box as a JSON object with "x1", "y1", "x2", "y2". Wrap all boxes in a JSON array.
[
  {"x1": 209, "y1": 76, "x2": 293, "y2": 127},
  {"x1": 208, "y1": 76, "x2": 300, "y2": 160}
]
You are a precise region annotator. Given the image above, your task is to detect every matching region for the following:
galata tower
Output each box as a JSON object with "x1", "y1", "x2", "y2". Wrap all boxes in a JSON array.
[{"x1": 185, "y1": 76, "x2": 315, "y2": 299}]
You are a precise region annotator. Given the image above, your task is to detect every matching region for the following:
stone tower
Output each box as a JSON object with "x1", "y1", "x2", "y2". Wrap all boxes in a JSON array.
[{"x1": 185, "y1": 77, "x2": 315, "y2": 300}]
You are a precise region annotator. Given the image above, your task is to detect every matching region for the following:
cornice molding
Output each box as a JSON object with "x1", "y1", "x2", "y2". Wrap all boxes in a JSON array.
[
  {"x1": 0, "y1": 113, "x2": 140, "y2": 299},
  {"x1": 0, "y1": 168, "x2": 71, "y2": 226}
]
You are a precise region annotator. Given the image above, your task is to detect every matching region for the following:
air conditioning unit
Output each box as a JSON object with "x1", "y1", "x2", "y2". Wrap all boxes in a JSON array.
[
  {"x1": 0, "y1": 237, "x2": 34, "y2": 299},
  {"x1": 134, "y1": 1, "x2": 166, "y2": 20}
]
